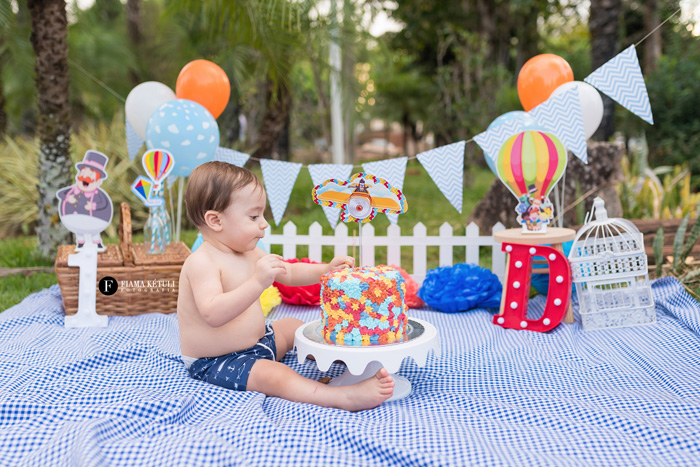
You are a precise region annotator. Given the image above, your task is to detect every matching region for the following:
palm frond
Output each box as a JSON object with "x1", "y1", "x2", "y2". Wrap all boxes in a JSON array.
[
  {"x1": 673, "y1": 214, "x2": 690, "y2": 272},
  {"x1": 653, "y1": 226, "x2": 664, "y2": 278},
  {"x1": 680, "y1": 212, "x2": 700, "y2": 263}
]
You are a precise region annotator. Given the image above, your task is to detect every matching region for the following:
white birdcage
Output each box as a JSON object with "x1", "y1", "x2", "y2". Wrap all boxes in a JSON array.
[{"x1": 568, "y1": 197, "x2": 656, "y2": 331}]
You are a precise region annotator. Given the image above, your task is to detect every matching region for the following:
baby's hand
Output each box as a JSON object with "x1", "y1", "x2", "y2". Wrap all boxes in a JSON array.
[
  {"x1": 329, "y1": 256, "x2": 354, "y2": 271},
  {"x1": 253, "y1": 254, "x2": 287, "y2": 289}
]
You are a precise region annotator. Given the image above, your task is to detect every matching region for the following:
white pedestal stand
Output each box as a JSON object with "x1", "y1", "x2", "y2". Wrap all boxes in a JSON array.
[
  {"x1": 294, "y1": 318, "x2": 439, "y2": 402},
  {"x1": 64, "y1": 239, "x2": 108, "y2": 328}
]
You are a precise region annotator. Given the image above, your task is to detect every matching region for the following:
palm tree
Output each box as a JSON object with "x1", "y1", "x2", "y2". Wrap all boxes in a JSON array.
[
  {"x1": 0, "y1": 1, "x2": 11, "y2": 136},
  {"x1": 171, "y1": 0, "x2": 305, "y2": 161},
  {"x1": 28, "y1": 0, "x2": 73, "y2": 256}
]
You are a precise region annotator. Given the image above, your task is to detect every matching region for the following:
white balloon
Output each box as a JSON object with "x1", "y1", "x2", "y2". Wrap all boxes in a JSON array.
[
  {"x1": 552, "y1": 81, "x2": 603, "y2": 140},
  {"x1": 125, "y1": 82, "x2": 177, "y2": 140}
]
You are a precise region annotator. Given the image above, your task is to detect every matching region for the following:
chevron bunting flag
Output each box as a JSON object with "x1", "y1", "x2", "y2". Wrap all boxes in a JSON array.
[
  {"x1": 363, "y1": 157, "x2": 408, "y2": 224},
  {"x1": 308, "y1": 163, "x2": 354, "y2": 228},
  {"x1": 529, "y1": 86, "x2": 588, "y2": 163},
  {"x1": 474, "y1": 118, "x2": 522, "y2": 165},
  {"x1": 126, "y1": 117, "x2": 144, "y2": 161},
  {"x1": 416, "y1": 141, "x2": 465, "y2": 213},
  {"x1": 260, "y1": 159, "x2": 303, "y2": 225},
  {"x1": 584, "y1": 45, "x2": 653, "y2": 125},
  {"x1": 214, "y1": 147, "x2": 250, "y2": 167}
]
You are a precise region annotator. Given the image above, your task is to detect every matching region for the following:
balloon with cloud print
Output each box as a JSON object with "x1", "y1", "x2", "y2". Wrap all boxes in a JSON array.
[{"x1": 145, "y1": 99, "x2": 220, "y2": 178}]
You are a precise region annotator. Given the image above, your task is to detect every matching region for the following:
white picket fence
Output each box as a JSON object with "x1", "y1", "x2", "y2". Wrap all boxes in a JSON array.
[{"x1": 261, "y1": 221, "x2": 507, "y2": 285}]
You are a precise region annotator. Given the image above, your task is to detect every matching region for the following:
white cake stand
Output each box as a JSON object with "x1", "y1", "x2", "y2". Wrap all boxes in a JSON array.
[{"x1": 294, "y1": 318, "x2": 439, "y2": 401}]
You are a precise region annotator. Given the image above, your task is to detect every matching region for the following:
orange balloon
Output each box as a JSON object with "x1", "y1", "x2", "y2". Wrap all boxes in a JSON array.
[
  {"x1": 517, "y1": 54, "x2": 574, "y2": 111},
  {"x1": 176, "y1": 60, "x2": 231, "y2": 119}
]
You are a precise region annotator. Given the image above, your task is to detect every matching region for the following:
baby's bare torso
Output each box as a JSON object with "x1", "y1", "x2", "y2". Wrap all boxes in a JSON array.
[{"x1": 178, "y1": 245, "x2": 266, "y2": 358}]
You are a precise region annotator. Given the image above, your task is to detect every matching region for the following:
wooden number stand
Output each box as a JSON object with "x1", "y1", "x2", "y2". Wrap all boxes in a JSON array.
[{"x1": 494, "y1": 227, "x2": 576, "y2": 326}]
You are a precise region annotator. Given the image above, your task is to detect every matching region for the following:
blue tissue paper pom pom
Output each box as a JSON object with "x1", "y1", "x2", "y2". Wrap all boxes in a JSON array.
[{"x1": 418, "y1": 263, "x2": 502, "y2": 312}]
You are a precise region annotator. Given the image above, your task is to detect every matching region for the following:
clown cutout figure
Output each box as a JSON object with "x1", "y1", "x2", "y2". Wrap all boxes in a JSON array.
[{"x1": 56, "y1": 150, "x2": 114, "y2": 252}]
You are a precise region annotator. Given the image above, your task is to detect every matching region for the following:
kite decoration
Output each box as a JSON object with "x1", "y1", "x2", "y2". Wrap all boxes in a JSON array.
[
  {"x1": 312, "y1": 173, "x2": 407, "y2": 224},
  {"x1": 130, "y1": 176, "x2": 154, "y2": 205},
  {"x1": 496, "y1": 131, "x2": 567, "y2": 233}
]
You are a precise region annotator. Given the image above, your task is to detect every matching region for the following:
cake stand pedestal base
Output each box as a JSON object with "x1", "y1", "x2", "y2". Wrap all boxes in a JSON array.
[{"x1": 294, "y1": 319, "x2": 439, "y2": 402}]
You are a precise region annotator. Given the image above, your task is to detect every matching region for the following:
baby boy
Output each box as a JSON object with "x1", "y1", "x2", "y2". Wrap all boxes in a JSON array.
[{"x1": 178, "y1": 161, "x2": 394, "y2": 411}]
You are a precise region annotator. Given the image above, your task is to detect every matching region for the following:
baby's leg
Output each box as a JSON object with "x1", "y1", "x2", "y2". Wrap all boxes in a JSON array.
[
  {"x1": 246, "y1": 359, "x2": 394, "y2": 412},
  {"x1": 271, "y1": 318, "x2": 305, "y2": 361}
]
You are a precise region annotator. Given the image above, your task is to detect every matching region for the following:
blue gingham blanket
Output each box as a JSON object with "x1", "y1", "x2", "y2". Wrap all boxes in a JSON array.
[{"x1": 1, "y1": 278, "x2": 700, "y2": 466}]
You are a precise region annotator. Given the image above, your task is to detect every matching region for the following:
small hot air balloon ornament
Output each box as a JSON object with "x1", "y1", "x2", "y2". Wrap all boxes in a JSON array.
[
  {"x1": 130, "y1": 149, "x2": 175, "y2": 254},
  {"x1": 496, "y1": 131, "x2": 567, "y2": 233}
]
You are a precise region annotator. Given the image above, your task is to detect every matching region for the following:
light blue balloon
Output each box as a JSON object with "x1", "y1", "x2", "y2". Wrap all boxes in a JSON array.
[
  {"x1": 145, "y1": 99, "x2": 220, "y2": 178},
  {"x1": 487, "y1": 111, "x2": 528, "y2": 132},
  {"x1": 483, "y1": 111, "x2": 544, "y2": 175}
]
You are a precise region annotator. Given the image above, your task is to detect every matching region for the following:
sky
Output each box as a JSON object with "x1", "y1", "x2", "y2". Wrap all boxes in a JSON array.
[{"x1": 58, "y1": 0, "x2": 700, "y2": 37}]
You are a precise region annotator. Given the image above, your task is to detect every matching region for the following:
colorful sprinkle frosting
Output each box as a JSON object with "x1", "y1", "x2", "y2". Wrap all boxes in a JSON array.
[{"x1": 320, "y1": 266, "x2": 408, "y2": 346}]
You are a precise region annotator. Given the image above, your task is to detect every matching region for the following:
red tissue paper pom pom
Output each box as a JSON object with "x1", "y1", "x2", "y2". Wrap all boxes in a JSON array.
[
  {"x1": 389, "y1": 265, "x2": 424, "y2": 309},
  {"x1": 273, "y1": 258, "x2": 322, "y2": 306}
]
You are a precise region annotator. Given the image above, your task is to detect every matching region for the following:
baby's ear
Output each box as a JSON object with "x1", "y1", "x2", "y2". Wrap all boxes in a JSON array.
[{"x1": 204, "y1": 210, "x2": 223, "y2": 232}]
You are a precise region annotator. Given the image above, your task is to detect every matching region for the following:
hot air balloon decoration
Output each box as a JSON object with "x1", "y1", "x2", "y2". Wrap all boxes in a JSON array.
[
  {"x1": 130, "y1": 149, "x2": 175, "y2": 254},
  {"x1": 496, "y1": 131, "x2": 567, "y2": 233}
]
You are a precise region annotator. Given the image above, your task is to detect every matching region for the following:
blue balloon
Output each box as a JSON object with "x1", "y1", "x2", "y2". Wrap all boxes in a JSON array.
[
  {"x1": 484, "y1": 111, "x2": 544, "y2": 175},
  {"x1": 487, "y1": 111, "x2": 528, "y2": 132},
  {"x1": 145, "y1": 99, "x2": 220, "y2": 178}
]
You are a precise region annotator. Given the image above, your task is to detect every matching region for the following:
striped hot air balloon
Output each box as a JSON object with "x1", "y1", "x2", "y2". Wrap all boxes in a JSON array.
[
  {"x1": 496, "y1": 131, "x2": 567, "y2": 203},
  {"x1": 142, "y1": 149, "x2": 174, "y2": 183}
]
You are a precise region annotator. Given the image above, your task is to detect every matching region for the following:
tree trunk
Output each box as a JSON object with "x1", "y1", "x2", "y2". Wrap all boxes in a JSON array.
[
  {"x1": 0, "y1": 42, "x2": 6, "y2": 137},
  {"x1": 29, "y1": 0, "x2": 73, "y2": 257},
  {"x1": 252, "y1": 79, "x2": 292, "y2": 161},
  {"x1": 515, "y1": 7, "x2": 540, "y2": 72},
  {"x1": 469, "y1": 142, "x2": 625, "y2": 231},
  {"x1": 590, "y1": 0, "x2": 622, "y2": 141},
  {"x1": 342, "y1": 0, "x2": 355, "y2": 165},
  {"x1": 477, "y1": 0, "x2": 496, "y2": 63},
  {"x1": 125, "y1": 0, "x2": 142, "y2": 85},
  {"x1": 274, "y1": 105, "x2": 291, "y2": 161},
  {"x1": 644, "y1": 0, "x2": 661, "y2": 74},
  {"x1": 307, "y1": 40, "x2": 331, "y2": 159}
]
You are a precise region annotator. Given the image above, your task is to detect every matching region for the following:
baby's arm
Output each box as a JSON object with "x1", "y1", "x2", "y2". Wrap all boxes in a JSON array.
[
  {"x1": 274, "y1": 255, "x2": 354, "y2": 287},
  {"x1": 187, "y1": 253, "x2": 286, "y2": 327}
]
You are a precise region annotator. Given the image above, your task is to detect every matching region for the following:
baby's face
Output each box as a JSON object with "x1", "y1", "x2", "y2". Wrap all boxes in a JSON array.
[{"x1": 219, "y1": 183, "x2": 269, "y2": 252}]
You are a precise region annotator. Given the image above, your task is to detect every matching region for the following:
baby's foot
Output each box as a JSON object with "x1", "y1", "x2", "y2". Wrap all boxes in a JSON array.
[{"x1": 341, "y1": 368, "x2": 394, "y2": 411}]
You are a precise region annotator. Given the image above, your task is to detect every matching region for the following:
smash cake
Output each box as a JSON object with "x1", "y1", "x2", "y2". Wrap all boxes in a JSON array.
[{"x1": 320, "y1": 265, "x2": 408, "y2": 345}]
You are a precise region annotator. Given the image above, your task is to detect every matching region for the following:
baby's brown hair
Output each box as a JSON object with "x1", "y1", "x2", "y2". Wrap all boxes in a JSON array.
[{"x1": 185, "y1": 161, "x2": 263, "y2": 228}]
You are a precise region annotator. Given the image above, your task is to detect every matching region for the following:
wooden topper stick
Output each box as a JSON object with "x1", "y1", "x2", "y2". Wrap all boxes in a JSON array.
[{"x1": 353, "y1": 228, "x2": 357, "y2": 266}]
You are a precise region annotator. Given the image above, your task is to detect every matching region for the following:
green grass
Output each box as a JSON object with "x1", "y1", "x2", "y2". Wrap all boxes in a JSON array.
[
  {"x1": 0, "y1": 273, "x2": 58, "y2": 311},
  {"x1": 0, "y1": 160, "x2": 496, "y2": 311},
  {"x1": 1, "y1": 236, "x2": 56, "y2": 311}
]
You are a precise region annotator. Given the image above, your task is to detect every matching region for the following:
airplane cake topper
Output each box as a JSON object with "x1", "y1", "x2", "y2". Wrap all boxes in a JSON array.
[{"x1": 312, "y1": 173, "x2": 407, "y2": 223}]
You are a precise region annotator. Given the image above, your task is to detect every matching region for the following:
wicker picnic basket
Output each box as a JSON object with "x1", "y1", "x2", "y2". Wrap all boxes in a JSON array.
[{"x1": 55, "y1": 202, "x2": 190, "y2": 316}]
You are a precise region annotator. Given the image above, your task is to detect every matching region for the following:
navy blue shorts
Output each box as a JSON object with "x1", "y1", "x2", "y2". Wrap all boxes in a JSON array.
[{"x1": 187, "y1": 324, "x2": 277, "y2": 391}]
